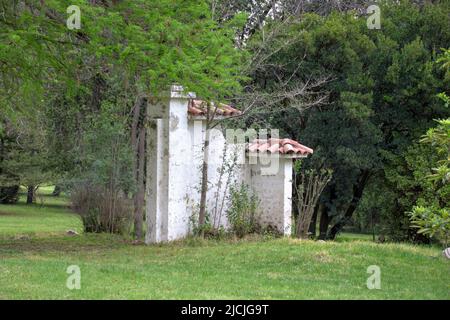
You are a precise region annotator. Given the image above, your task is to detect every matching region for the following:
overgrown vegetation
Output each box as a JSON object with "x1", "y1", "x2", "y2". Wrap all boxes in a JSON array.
[
  {"x1": 294, "y1": 167, "x2": 332, "y2": 239},
  {"x1": 409, "y1": 117, "x2": 450, "y2": 247},
  {"x1": 70, "y1": 184, "x2": 132, "y2": 234},
  {"x1": 0, "y1": 186, "x2": 19, "y2": 204},
  {"x1": 227, "y1": 183, "x2": 261, "y2": 238}
]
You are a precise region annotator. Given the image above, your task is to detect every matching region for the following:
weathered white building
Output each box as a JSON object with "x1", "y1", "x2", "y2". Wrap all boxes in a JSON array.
[{"x1": 145, "y1": 86, "x2": 313, "y2": 244}]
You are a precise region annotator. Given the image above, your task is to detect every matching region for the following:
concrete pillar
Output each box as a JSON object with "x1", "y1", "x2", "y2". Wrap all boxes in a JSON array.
[
  {"x1": 145, "y1": 85, "x2": 194, "y2": 244},
  {"x1": 146, "y1": 118, "x2": 169, "y2": 243}
]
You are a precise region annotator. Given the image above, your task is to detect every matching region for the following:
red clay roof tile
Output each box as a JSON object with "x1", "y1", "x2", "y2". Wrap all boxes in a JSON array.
[
  {"x1": 247, "y1": 138, "x2": 313, "y2": 156},
  {"x1": 188, "y1": 99, "x2": 241, "y2": 117}
]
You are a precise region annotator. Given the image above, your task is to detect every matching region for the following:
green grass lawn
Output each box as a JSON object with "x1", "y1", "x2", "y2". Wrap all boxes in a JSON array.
[
  {"x1": 0, "y1": 188, "x2": 449, "y2": 299},
  {"x1": 0, "y1": 187, "x2": 82, "y2": 238}
]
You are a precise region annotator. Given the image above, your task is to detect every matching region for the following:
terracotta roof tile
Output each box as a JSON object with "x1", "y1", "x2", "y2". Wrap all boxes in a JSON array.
[
  {"x1": 247, "y1": 138, "x2": 313, "y2": 157},
  {"x1": 188, "y1": 99, "x2": 241, "y2": 117}
]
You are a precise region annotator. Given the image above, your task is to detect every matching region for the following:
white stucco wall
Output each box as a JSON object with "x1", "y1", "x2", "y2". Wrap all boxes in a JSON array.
[
  {"x1": 186, "y1": 119, "x2": 240, "y2": 231},
  {"x1": 246, "y1": 157, "x2": 293, "y2": 235}
]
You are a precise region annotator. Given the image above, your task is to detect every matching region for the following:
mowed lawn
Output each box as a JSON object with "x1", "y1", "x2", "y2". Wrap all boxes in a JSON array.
[
  {"x1": 0, "y1": 189, "x2": 448, "y2": 299},
  {"x1": 0, "y1": 186, "x2": 82, "y2": 237}
]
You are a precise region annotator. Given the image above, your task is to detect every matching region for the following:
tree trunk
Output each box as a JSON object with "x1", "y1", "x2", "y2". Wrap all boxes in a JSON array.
[
  {"x1": 133, "y1": 125, "x2": 145, "y2": 240},
  {"x1": 52, "y1": 185, "x2": 61, "y2": 196},
  {"x1": 318, "y1": 205, "x2": 330, "y2": 240},
  {"x1": 27, "y1": 185, "x2": 35, "y2": 204},
  {"x1": 198, "y1": 103, "x2": 215, "y2": 235},
  {"x1": 198, "y1": 136, "x2": 210, "y2": 232},
  {"x1": 294, "y1": 170, "x2": 332, "y2": 239},
  {"x1": 292, "y1": 180, "x2": 300, "y2": 221},
  {"x1": 308, "y1": 204, "x2": 320, "y2": 238},
  {"x1": 0, "y1": 134, "x2": 4, "y2": 173},
  {"x1": 371, "y1": 209, "x2": 376, "y2": 242},
  {"x1": 327, "y1": 170, "x2": 370, "y2": 240},
  {"x1": 131, "y1": 97, "x2": 145, "y2": 240}
]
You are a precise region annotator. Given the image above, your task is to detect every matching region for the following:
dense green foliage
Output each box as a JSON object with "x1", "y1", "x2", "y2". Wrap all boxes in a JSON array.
[
  {"x1": 243, "y1": 0, "x2": 450, "y2": 241},
  {"x1": 1, "y1": 0, "x2": 245, "y2": 231},
  {"x1": 410, "y1": 118, "x2": 450, "y2": 246}
]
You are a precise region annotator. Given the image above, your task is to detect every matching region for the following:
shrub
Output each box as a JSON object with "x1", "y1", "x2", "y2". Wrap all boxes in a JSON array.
[
  {"x1": 226, "y1": 183, "x2": 260, "y2": 238},
  {"x1": 71, "y1": 184, "x2": 133, "y2": 234},
  {"x1": 189, "y1": 208, "x2": 226, "y2": 239},
  {"x1": 408, "y1": 118, "x2": 450, "y2": 246},
  {"x1": 294, "y1": 169, "x2": 332, "y2": 239},
  {"x1": 410, "y1": 206, "x2": 450, "y2": 247},
  {"x1": 0, "y1": 185, "x2": 19, "y2": 204}
]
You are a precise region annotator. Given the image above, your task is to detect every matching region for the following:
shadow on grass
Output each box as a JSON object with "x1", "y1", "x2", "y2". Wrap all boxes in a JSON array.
[
  {"x1": 0, "y1": 233, "x2": 277, "y2": 255},
  {"x1": 19, "y1": 203, "x2": 73, "y2": 211},
  {"x1": 2, "y1": 195, "x2": 75, "y2": 215},
  {"x1": 0, "y1": 234, "x2": 127, "y2": 255},
  {"x1": 0, "y1": 211, "x2": 26, "y2": 216}
]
